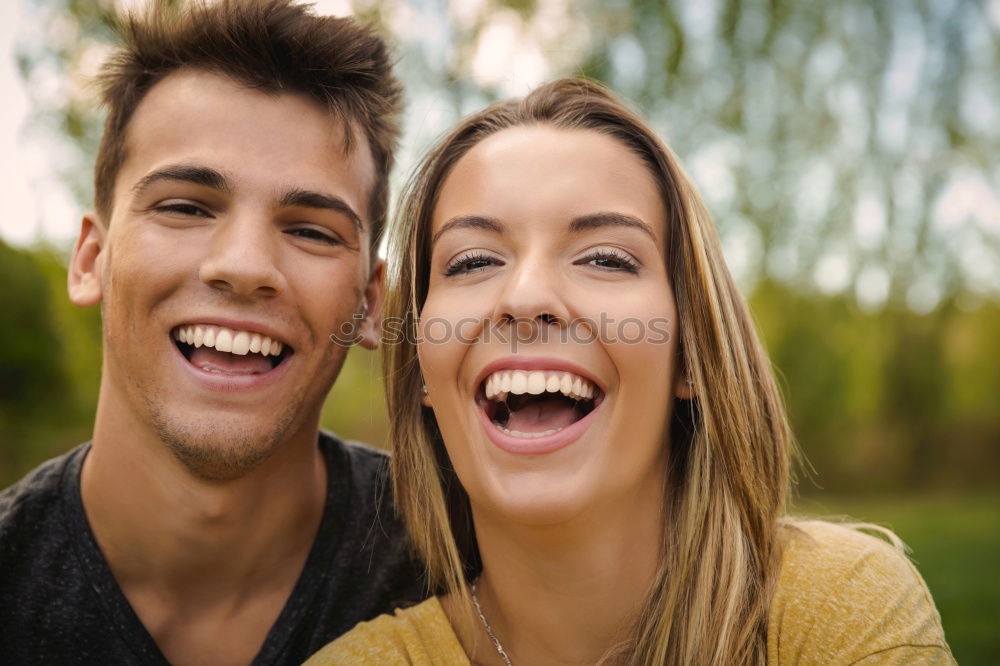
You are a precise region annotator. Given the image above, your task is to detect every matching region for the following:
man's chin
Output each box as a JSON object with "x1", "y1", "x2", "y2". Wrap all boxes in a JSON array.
[{"x1": 150, "y1": 410, "x2": 299, "y2": 483}]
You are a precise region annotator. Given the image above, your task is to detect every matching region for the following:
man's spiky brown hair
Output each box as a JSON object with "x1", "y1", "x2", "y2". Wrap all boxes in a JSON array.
[{"x1": 95, "y1": 0, "x2": 401, "y2": 252}]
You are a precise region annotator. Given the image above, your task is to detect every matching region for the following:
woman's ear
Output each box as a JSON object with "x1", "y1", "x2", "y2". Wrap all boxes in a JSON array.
[
  {"x1": 674, "y1": 351, "x2": 696, "y2": 401},
  {"x1": 68, "y1": 212, "x2": 107, "y2": 307},
  {"x1": 415, "y1": 344, "x2": 433, "y2": 407},
  {"x1": 356, "y1": 260, "x2": 385, "y2": 351}
]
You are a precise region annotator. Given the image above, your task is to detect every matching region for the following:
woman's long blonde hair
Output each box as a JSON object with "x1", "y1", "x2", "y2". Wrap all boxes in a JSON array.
[{"x1": 383, "y1": 78, "x2": 794, "y2": 665}]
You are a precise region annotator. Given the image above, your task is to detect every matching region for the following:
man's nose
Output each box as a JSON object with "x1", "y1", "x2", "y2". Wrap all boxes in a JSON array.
[{"x1": 198, "y1": 212, "x2": 285, "y2": 297}]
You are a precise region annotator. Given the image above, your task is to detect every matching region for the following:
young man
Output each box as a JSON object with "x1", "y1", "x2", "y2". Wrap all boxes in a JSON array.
[{"x1": 0, "y1": 1, "x2": 424, "y2": 664}]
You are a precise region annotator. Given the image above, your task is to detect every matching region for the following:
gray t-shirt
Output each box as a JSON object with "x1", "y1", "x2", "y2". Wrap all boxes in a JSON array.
[{"x1": 0, "y1": 432, "x2": 426, "y2": 665}]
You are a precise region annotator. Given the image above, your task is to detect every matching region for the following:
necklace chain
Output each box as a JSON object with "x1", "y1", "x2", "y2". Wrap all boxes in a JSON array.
[{"x1": 471, "y1": 581, "x2": 514, "y2": 666}]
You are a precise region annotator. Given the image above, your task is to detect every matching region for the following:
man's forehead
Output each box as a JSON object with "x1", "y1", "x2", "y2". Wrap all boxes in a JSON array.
[{"x1": 123, "y1": 68, "x2": 372, "y2": 159}]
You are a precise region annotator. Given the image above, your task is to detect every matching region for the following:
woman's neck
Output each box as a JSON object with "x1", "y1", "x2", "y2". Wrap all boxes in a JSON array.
[{"x1": 459, "y1": 490, "x2": 665, "y2": 666}]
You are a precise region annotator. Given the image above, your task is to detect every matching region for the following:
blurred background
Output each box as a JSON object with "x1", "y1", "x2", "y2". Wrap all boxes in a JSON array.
[{"x1": 0, "y1": 0, "x2": 997, "y2": 661}]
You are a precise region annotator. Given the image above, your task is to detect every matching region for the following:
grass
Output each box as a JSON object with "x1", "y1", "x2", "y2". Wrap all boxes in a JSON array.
[{"x1": 792, "y1": 492, "x2": 1000, "y2": 665}]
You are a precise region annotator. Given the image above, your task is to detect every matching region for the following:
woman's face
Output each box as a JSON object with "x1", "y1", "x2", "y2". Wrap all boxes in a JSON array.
[{"x1": 418, "y1": 125, "x2": 688, "y2": 525}]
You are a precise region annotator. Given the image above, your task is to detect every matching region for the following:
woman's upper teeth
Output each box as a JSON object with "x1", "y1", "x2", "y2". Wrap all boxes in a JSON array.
[
  {"x1": 484, "y1": 370, "x2": 595, "y2": 402},
  {"x1": 173, "y1": 325, "x2": 283, "y2": 357}
]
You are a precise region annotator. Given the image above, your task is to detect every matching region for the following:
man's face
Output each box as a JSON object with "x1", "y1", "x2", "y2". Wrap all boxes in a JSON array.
[{"x1": 75, "y1": 69, "x2": 378, "y2": 480}]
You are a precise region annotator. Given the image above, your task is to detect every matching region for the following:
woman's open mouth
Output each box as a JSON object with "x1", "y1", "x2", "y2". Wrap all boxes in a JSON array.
[
  {"x1": 476, "y1": 369, "x2": 604, "y2": 440},
  {"x1": 172, "y1": 324, "x2": 293, "y2": 375}
]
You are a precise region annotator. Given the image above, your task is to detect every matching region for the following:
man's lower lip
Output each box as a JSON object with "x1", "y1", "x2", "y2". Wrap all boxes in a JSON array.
[
  {"x1": 477, "y1": 402, "x2": 601, "y2": 455},
  {"x1": 171, "y1": 341, "x2": 291, "y2": 392}
]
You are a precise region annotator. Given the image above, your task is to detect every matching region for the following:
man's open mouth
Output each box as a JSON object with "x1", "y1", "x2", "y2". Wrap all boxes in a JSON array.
[
  {"x1": 172, "y1": 324, "x2": 293, "y2": 375},
  {"x1": 476, "y1": 369, "x2": 604, "y2": 439}
]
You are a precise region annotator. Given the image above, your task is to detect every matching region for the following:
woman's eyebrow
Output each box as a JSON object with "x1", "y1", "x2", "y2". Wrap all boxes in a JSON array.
[
  {"x1": 569, "y1": 212, "x2": 656, "y2": 241},
  {"x1": 431, "y1": 215, "x2": 504, "y2": 246}
]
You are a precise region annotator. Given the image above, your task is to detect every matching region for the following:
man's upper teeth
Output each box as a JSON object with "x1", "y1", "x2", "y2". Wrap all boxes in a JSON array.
[
  {"x1": 173, "y1": 325, "x2": 283, "y2": 356},
  {"x1": 483, "y1": 370, "x2": 595, "y2": 402}
]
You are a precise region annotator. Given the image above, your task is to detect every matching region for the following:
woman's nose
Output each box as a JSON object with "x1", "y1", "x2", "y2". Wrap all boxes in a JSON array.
[{"x1": 490, "y1": 254, "x2": 569, "y2": 337}]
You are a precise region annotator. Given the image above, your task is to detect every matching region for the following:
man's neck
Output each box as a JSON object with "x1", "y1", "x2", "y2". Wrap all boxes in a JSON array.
[{"x1": 81, "y1": 391, "x2": 327, "y2": 664}]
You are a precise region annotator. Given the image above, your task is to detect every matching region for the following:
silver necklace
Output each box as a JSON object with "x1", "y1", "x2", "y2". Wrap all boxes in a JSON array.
[{"x1": 471, "y1": 581, "x2": 514, "y2": 666}]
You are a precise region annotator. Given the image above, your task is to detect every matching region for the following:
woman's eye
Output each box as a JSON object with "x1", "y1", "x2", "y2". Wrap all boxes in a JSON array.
[
  {"x1": 154, "y1": 202, "x2": 209, "y2": 217},
  {"x1": 288, "y1": 228, "x2": 340, "y2": 245},
  {"x1": 444, "y1": 253, "x2": 501, "y2": 276},
  {"x1": 577, "y1": 249, "x2": 640, "y2": 273}
]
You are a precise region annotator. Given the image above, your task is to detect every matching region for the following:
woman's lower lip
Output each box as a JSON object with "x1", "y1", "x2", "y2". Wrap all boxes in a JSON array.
[{"x1": 477, "y1": 400, "x2": 601, "y2": 455}]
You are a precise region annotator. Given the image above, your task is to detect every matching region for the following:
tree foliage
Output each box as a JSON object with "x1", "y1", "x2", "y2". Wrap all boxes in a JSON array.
[{"x1": 5, "y1": 0, "x2": 998, "y2": 491}]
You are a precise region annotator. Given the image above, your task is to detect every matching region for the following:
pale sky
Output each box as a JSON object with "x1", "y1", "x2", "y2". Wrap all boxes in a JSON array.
[{"x1": 0, "y1": 1, "x2": 77, "y2": 247}]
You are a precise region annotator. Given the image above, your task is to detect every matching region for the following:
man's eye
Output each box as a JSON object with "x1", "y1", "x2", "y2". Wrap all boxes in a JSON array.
[
  {"x1": 288, "y1": 228, "x2": 340, "y2": 245},
  {"x1": 444, "y1": 252, "x2": 501, "y2": 276},
  {"x1": 154, "y1": 203, "x2": 209, "y2": 217}
]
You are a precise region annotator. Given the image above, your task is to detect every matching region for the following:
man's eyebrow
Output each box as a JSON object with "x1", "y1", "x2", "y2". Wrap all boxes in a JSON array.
[
  {"x1": 431, "y1": 215, "x2": 504, "y2": 246},
  {"x1": 569, "y1": 212, "x2": 657, "y2": 241},
  {"x1": 279, "y1": 188, "x2": 363, "y2": 233},
  {"x1": 132, "y1": 165, "x2": 230, "y2": 195}
]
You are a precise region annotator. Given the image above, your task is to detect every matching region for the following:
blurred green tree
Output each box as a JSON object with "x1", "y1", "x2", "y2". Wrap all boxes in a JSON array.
[
  {"x1": 18, "y1": 0, "x2": 999, "y2": 306},
  {"x1": 8, "y1": 0, "x2": 999, "y2": 489},
  {"x1": 0, "y1": 240, "x2": 69, "y2": 480}
]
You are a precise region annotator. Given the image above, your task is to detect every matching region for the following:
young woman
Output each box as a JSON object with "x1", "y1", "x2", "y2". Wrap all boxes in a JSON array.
[{"x1": 307, "y1": 79, "x2": 952, "y2": 665}]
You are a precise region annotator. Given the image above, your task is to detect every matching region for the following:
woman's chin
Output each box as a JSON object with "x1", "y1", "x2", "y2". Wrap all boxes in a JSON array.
[
  {"x1": 467, "y1": 454, "x2": 603, "y2": 527},
  {"x1": 476, "y1": 484, "x2": 593, "y2": 527}
]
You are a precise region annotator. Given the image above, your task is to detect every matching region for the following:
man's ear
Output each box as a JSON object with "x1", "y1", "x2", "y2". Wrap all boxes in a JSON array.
[
  {"x1": 355, "y1": 259, "x2": 384, "y2": 351},
  {"x1": 68, "y1": 212, "x2": 107, "y2": 307}
]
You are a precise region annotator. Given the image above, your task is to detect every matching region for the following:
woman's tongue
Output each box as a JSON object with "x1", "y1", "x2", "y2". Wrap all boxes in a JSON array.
[
  {"x1": 189, "y1": 346, "x2": 273, "y2": 374},
  {"x1": 505, "y1": 396, "x2": 580, "y2": 433}
]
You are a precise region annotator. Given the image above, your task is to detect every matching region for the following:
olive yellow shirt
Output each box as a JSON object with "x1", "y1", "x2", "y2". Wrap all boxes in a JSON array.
[{"x1": 306, "y1": 520, "x2": 954, "y2": 665}]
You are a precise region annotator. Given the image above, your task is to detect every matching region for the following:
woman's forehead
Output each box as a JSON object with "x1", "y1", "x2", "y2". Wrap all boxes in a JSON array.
[{"x1": 431, "y1": 125, "x2": 666, "y2": 237}]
